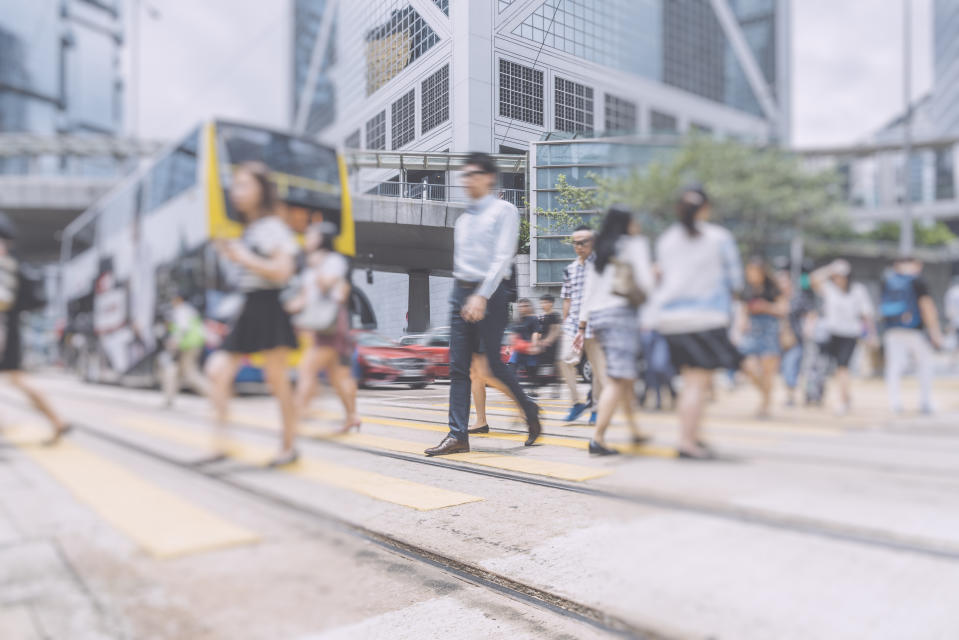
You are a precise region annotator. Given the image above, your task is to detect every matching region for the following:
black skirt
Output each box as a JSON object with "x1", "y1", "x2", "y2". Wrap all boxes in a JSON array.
[
  {"x1": 0, "y1": 312, "x2": 21, "y2": 371},
  {"x1": 823, "y1": 334, "x2": 858, "y2": 368},
  {"x1": 221, "y1": 289, "x2": 298, "y2": 354},
  {"x1": 665, "y1": 327, "x2": 743, "y2": 372}
]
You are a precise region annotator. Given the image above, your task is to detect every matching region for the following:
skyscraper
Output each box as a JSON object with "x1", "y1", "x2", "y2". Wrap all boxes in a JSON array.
[
  {"x1": 0, "y1": 0, "x2": 124, "y2": 174},
  {"x1": 932, "y1": 0, "x2": 959, "y2": 136},
  {"x1": 317, "y1": 0, "x2": 790, "y2": 153}
]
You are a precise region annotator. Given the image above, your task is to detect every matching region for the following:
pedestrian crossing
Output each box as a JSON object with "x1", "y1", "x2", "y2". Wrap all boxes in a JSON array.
[
  {"x1": 4, "y1": 426, "x2": 260, "y2": 559},
  {"x1": 116, "y1": 415, "x2": 484, "y2": 511}
]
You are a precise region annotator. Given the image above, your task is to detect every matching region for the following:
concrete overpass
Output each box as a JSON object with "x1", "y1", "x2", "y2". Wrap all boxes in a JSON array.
[{"x1": 0, "y1": 134, "x2": 163, "y2": 261}]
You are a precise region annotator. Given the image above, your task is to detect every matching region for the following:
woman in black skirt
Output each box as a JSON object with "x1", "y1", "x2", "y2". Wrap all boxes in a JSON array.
[
  {"x1": 206, "y1": 162, "x2": 300, "y2": 466},
  {"x1": 0, "y1": 215, "x2": 70, "y2": 444},
  {"x1": 650, "y1": 187, "x2": 744, "y2": 459}
]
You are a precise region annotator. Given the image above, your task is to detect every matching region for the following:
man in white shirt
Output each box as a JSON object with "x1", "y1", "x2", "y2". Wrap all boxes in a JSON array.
[{"x1": 425, "y1": 153, "x2": 542, "y2": 456}]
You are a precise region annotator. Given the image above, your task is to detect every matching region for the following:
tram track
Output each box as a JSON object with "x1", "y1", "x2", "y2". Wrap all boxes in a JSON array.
[
  {"x1": 7, "y1": 385, "x2": 959, "y2": 564},
  {"x1": 69, "y1": 421, "x2": 673, "y2": 640}
]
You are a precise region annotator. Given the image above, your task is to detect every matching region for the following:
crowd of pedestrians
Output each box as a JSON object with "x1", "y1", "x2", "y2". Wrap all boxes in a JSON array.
[{"x1": 13, "y1": 153, "x2": 955, "y2": 466}]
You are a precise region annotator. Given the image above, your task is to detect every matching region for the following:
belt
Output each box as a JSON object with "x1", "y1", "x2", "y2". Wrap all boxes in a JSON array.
[{"x1": 455, "y1": 279, "x2": 481, "y2": 289}]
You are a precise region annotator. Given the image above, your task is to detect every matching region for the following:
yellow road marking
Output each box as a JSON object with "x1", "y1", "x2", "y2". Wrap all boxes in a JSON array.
[
  {"x1": 118, "y1": 417, "x2": 482, "y2": 511},
  {"x1": 322, "y1": 432, "x2": 613, "y2": 482},
  {"x1": 5, "y1": 427, "x2": 259, "y2": 559},
  {"x1": 306, "y1": 410, "x2": 677, "y2": 459},
  {"x1": 428, "y1": 401, "x2": 841, "y2": 437}
]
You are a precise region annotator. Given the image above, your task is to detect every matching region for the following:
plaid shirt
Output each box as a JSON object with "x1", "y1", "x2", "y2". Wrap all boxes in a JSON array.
[{"x1": 560, "y1": 253, "x2": 594, "y2": 339}]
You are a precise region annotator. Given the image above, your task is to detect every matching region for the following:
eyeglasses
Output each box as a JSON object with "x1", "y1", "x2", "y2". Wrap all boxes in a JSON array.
[
  {"x1": 463, "y1": 170, "x2": 489, "y2": 177},
  {"x1": 572, "y1": 239, "x2": 592, "y2": 247}
]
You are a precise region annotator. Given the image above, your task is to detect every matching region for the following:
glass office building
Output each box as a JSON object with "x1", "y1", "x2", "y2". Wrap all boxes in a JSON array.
[
  {"x1": 325, "y1": 0, "x2": 788, "y2": 153},
  {"x1": 0, "y1": 0, "x2": 123, "y2": 174},
  {"x1": 932, "y1": 0, "x2": 959, "y2": 136},
  {"x1": 530, "y1": 137, "x2": 674, "y2": 284}
]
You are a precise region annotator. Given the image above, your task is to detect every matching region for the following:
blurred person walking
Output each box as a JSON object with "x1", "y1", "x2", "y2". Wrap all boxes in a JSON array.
[
  {"x1": 205, "y1": 162, "x2": 300, "y2": 467},
  {"x1": 558, "y1": 225, "x2": 607, "y2": 424},
  {"x1": 0, "y1": 214, "x2": 71, "y2": 443},
  {"x1": 507, "y1": 298, "x2": 542, "y2": 394},
  {"x1": 738, "y1": 257, "x2": 788, "y2": 418},
  {"x1": 575, "y1": 207, "x2": 654, "y2": 455},
  {"x1": 778, "y1": 267, "x2": 815, "y2": 407},
  {"x1": 537, "y1": 294, "x2": 563, "y2": 397},
  {"x1": 425, "y1": 153, "x2": 541, "y2": 456},
  {"x1": 809, "y1": 260, "x2": 876, "y2": 416},
  {"x1": 286, "y1": 222, "x2": 359, "y2": 433},
  {"x1": 651, "y1": 187, "x2": 744, "y2": 460},
  {"x1": 161, "y1": 291, "x2": 208, "y2": 408},
  {"x1": 879, "y1": 257, "x2": 944, "y2": 414}
]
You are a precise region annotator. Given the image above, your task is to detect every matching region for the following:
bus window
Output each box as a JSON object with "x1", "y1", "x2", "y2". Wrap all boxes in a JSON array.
[
  {"x1": 217, "y1": 122, "x2": 342, "y2": 230},
  {"x1": 67, "y1": 217, "x2": 97, "y2": 259},
  {"x1": 143, "y1": 128, "x2": 199, "y2": 214}
]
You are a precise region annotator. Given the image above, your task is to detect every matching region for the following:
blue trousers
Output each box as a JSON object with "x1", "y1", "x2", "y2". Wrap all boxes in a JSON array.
[{"x1": 448, "y1": 281, "x2": 534, "y2": 441}]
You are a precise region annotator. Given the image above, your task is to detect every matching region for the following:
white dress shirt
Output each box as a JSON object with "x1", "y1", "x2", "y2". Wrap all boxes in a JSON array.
[{"x1": 453, "y1": 194, "x2": 519, "y2": 299}]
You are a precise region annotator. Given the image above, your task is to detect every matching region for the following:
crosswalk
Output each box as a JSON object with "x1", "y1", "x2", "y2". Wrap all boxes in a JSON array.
[
  {"x1": 5, "y1": 373, "x2": 956, "y2": 564},
  {"x1": 6, "y1": 427, "x2": 260, "y2": 559}
]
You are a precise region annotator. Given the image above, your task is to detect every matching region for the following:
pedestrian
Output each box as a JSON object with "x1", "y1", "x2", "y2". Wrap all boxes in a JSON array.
[
  {"x1": 651, "y1": 186, "x2": 744, "y2": 460},
  {"x1": 809, "y1": 259, "x2": 876, "y2": 416},
  {"x1": 161, "y1": 290, "x2": 208, "y2": 408},
  {"x1": 286, "y1": 221, "x2": 359, "y2": 433},
  {"x1": 537, "y1": 294, "x2": 563, "y2": 397},
  {"x1": 558, "y1": 225, "x2": 607, "y2": 424},
  {"x1": 0, "y1": 214, "x2": 71, "y2": 443},
  {"x1": 574, "y1": 207, "x2": 654, "y2": 455},
  {"x1": 507, "y1": 298, "x2": 541, "y2": 394},
  {"x1": 738, "y1": 257, "x2": 788, "y2": 418},
  {"x1": 425, "y1": 152, "x2": 541, "y2": 456},
  {"x1": 778, "y1": 265, "x2": 816, "y2": 407},
  {"x1": 946, "y1": 272, "x2": 959, "y2": 370},
  {"x1": 879, "y1": 256, "x2": 944, "y2": 414},
  {"x1": 204, "y1": 162, "x2": 300, "y2": 466}
]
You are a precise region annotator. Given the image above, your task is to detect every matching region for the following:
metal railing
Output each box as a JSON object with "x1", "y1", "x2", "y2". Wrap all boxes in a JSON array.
[{"x1": 359, "y1": 181, "x2": 527, "y2": 208}]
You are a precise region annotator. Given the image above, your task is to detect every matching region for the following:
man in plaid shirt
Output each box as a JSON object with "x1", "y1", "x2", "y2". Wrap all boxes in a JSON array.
[{"x1": 558, "y1": 225, "x2": 607, "y2": 423}]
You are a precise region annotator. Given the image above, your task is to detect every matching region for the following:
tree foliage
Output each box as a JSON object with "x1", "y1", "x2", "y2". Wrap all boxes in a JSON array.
[
  {"x1": 866, "y1": 221, "x2": 957, "y2": 247},
  {"x1": 535, "y1": 136, "x2": 847, "y2": 255}
]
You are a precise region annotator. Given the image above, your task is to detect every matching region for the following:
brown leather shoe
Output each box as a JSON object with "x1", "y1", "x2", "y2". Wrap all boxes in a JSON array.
[{"x1": 424, "y1": 435, "x2": 470, "y2": 456}]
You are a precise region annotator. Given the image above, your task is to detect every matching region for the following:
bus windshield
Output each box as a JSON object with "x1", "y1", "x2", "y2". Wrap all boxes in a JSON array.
[{"x1": 217, "y1": 122, "x2": 340, "y2": 204}]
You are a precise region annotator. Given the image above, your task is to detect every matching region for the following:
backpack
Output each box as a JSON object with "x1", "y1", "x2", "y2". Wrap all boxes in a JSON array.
[{"x1": 880, "y1": 272, "x2": 921, "y2": 329}]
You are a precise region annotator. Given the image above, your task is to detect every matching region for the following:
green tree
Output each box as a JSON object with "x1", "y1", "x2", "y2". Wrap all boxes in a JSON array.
[
  {"x1": 867, "y1": 221, "x2": 957, "y2": 247},
  {"x1": 536, "y1": 136, "x2": 846, "y2": 255}
]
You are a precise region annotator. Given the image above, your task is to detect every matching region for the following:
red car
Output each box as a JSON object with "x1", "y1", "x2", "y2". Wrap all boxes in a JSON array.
[
  {"x1": 351, "y1": 331, "x2": 434, "y2": 389},
  {"x1": 398, "y1": 327, "x2": 510, "y2": 379}
]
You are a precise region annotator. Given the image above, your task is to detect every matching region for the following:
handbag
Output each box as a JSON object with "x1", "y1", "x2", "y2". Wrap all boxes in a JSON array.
[
  {"x1": 611, "y1": 258, "x2": 647, "y2": 307},
  {"x1": 293, "y1": 269, "x2": 340, "y2": 334}
]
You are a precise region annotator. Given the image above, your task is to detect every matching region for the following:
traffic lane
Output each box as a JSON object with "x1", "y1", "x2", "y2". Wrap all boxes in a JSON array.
[{"x1": 0, "y1": 406, "x2": 609, "y2": 640}]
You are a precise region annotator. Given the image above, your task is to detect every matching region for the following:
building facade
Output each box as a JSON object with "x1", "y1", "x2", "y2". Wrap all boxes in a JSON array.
[
  {"x1": 0, "y1": 0, "x2": 124, "y2": 175},
  {"x1": 932, "y1": 0, "x2": 959, "y2": 137},
  {"x1": 319, "y1": 0, "x2": 790, "y2": 155}
]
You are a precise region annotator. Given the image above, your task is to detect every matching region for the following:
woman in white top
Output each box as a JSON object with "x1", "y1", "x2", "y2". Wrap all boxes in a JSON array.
[
  {"x1": 574, "y1": 207, "x2": 654, "y2": 455},
  {"x1": 651, "y1": 186, "x2": 744, "y2": 460},
  {"x1": 205, "y1": 162, "x2": 300, "y2": 466},
  {"x1": 810, "y1": 259, "x2": 876, "y2": 415},
  {"x1": 286, "y1": 221, "x2": 358, "y2": 433}
]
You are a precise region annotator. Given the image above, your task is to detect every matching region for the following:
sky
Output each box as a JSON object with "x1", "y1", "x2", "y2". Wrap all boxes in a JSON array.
[{"x1": 130, "y1": 0, "x2": 936, "y2": 149}]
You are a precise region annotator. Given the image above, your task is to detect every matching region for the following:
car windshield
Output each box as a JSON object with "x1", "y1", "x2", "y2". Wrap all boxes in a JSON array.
[{"x1": 355, "y1": 333, "x2": 399, "y2": 347}]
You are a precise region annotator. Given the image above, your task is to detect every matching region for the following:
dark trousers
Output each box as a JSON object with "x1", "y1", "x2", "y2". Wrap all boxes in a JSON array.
[{"x1": 448, "y1": 281, "x2": 534, "y2": 441}]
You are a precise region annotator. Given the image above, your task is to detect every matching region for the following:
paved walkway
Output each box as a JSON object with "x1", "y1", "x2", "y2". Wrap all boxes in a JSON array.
[{"x1": 1, "y1": 371, "x2": 957, "y2": 639}]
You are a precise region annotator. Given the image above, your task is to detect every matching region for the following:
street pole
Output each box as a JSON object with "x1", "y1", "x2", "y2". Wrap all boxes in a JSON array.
[{"x1": 900, "y1": 0, "x2": 914, "y2": 255}]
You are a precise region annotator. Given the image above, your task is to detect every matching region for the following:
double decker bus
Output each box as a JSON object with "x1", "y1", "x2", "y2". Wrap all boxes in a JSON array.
[{"x1": 58, "y1": 119, "x2": 375, "y2": 385}]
